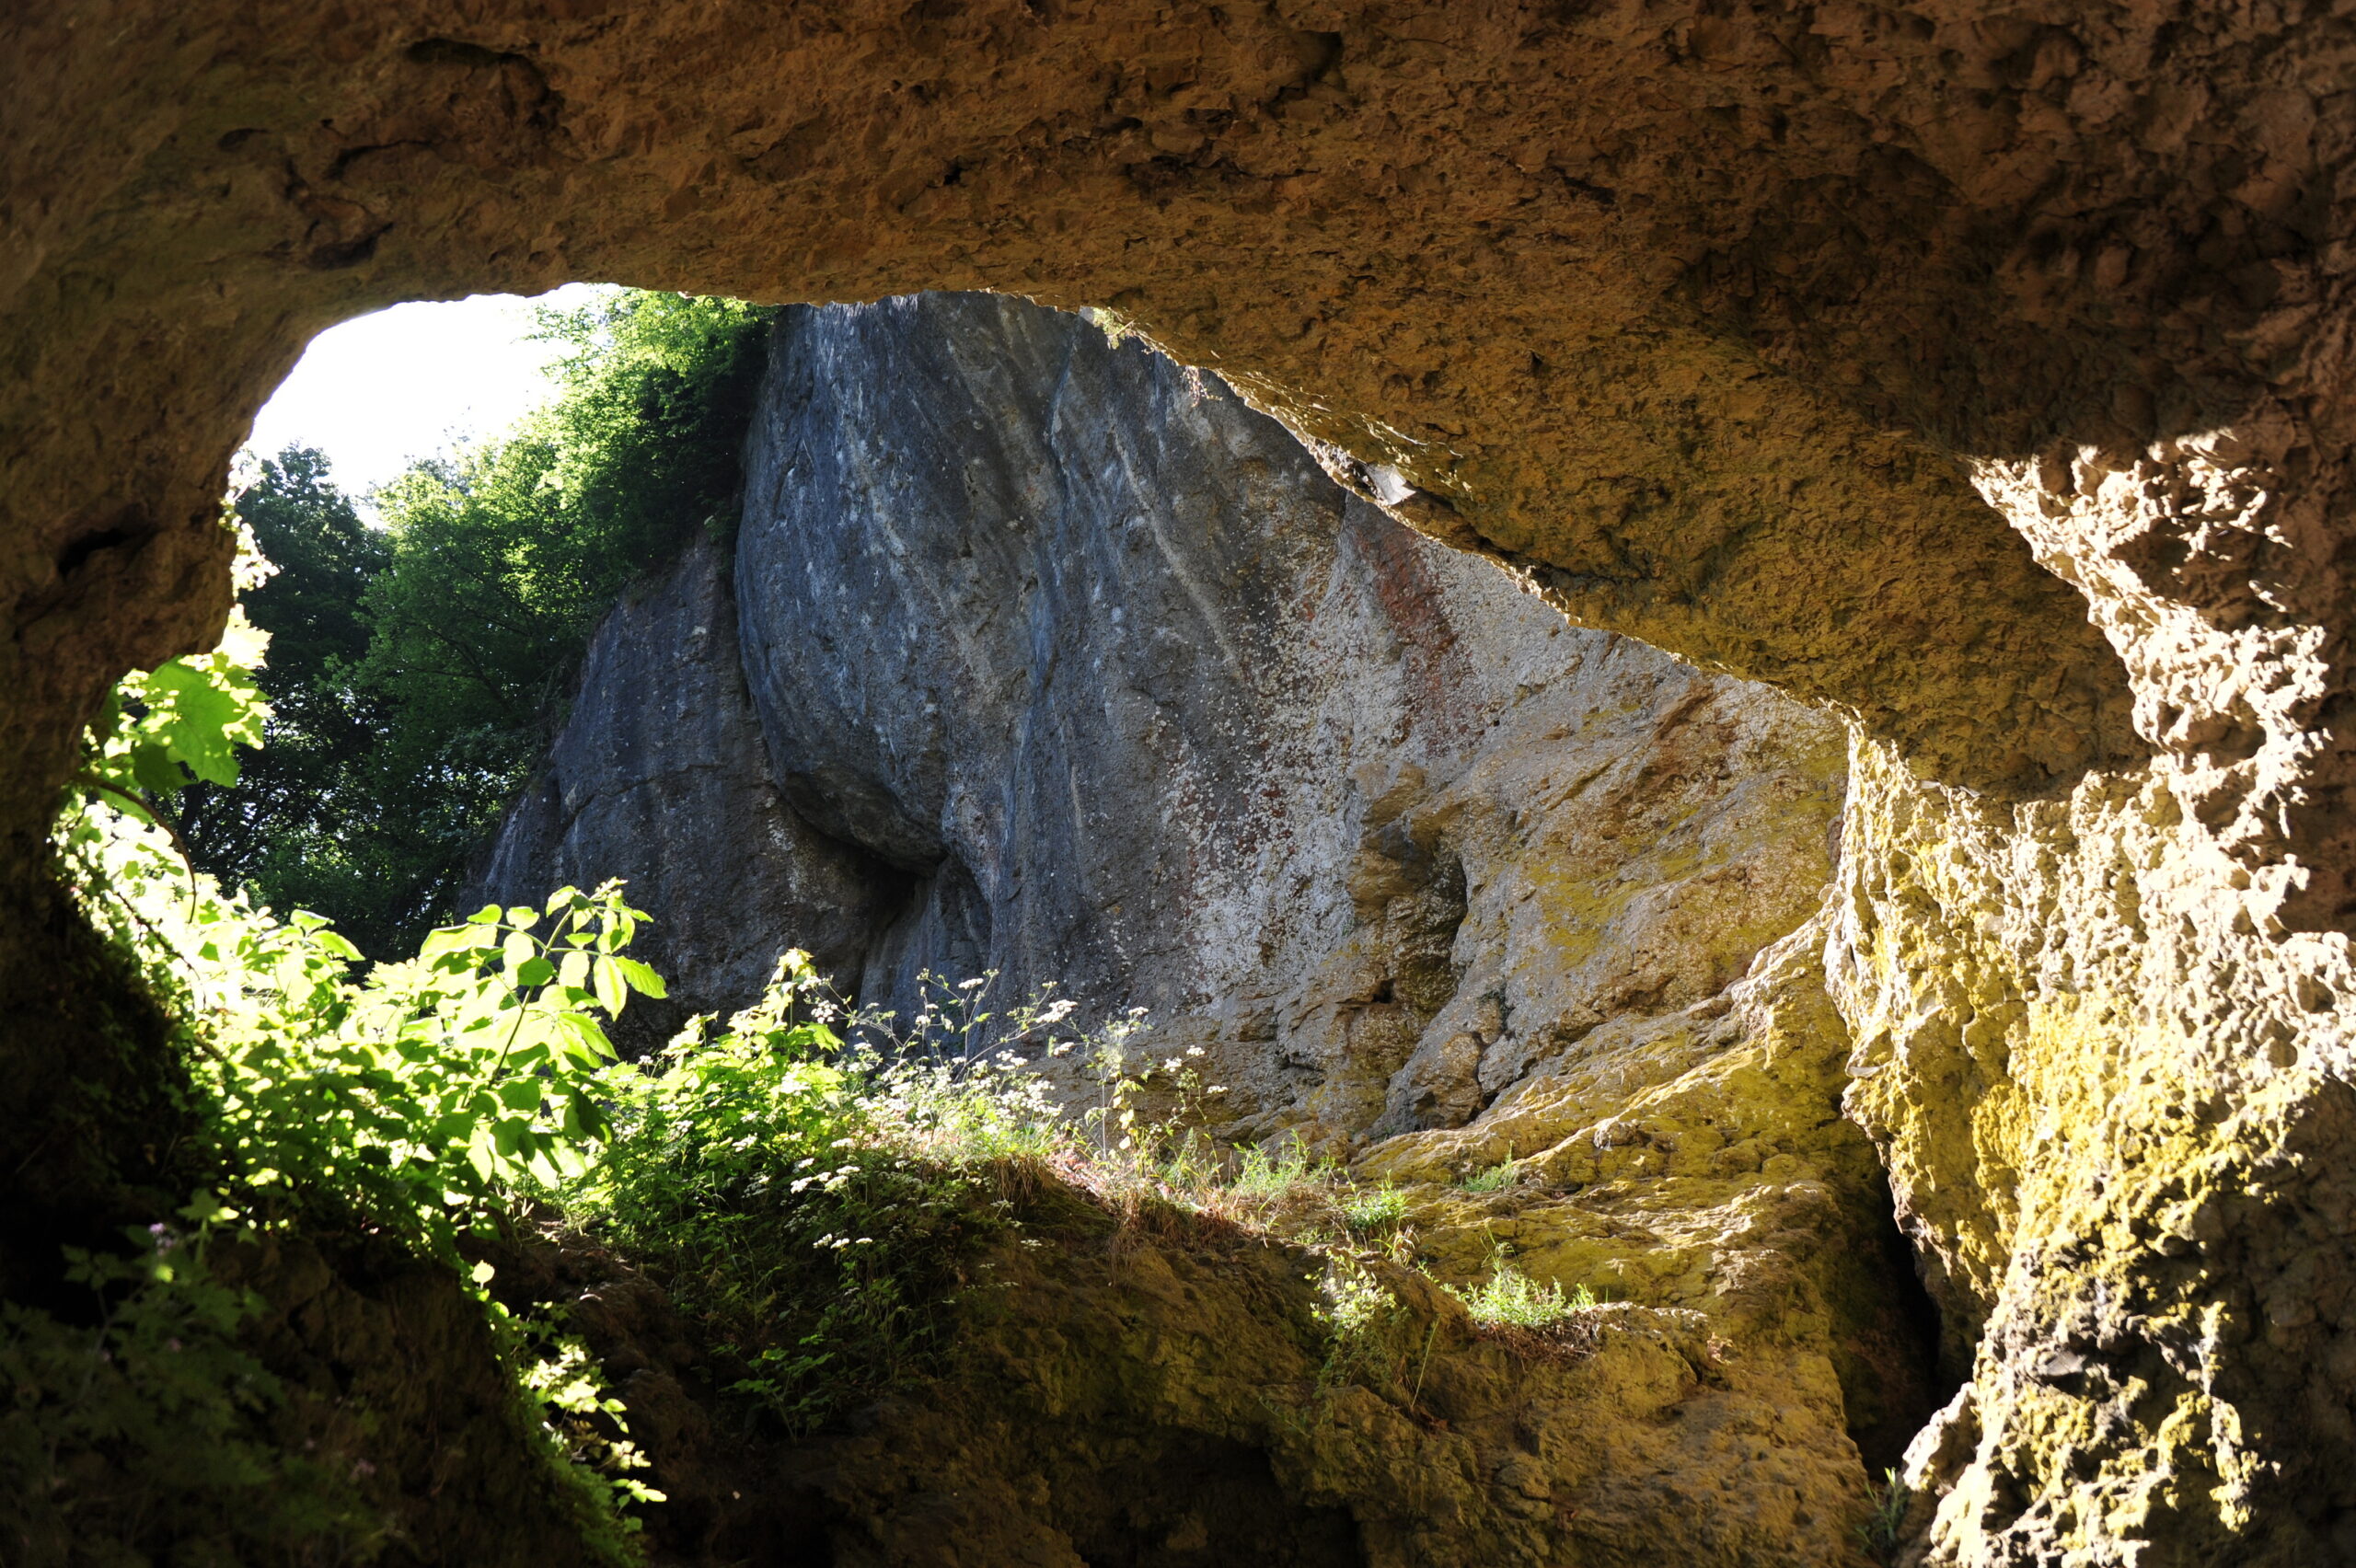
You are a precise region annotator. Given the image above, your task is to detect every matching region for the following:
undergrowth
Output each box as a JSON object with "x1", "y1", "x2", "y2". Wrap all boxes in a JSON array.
[
  {"x1": 1445, "y1": 1258, "x2": 1598, "y2": 1329},
  {"x1": 19, "y1": 789, "x2": 668, "y2": 1562},
  {"x1": 19, "y1": 617, "x2": 1605, "y2": 1560}
]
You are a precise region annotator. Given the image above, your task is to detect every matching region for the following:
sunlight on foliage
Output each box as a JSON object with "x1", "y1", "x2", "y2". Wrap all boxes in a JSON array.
[
  {"x1": 1232, "y1": 1142, "x2": 1338, "y2": 1202},
  {"x1": 1340, "y1": 1179, "x2": 1411, "y2": 1234},
  {"x1": 1458, "y1": 1156, "x2": 1521, "y2": 1194},
  {"x1": 63, "y1": 797, "x2": 660, "y2": 1267},
  {"x1": 40, "y1": 796, "x2": 669, "y2": 1546},
  {"x1": 191, "y1": 292, "x2": 775, "y2": 955},
  {"x1": 43, "y1": 616, "x2": 1609, "y2": 1548},
  {"x1": 1442, "y1": 1260, "x2": 1596, "y2": 1331}
]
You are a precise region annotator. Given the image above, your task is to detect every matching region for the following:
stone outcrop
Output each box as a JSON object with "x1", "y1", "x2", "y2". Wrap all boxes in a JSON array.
[
  {"x1": 727, "y1": 296, "x2": 1854, "y2": 1158},
  {"x1": 509, "y1": 1177, "x2": 1879, "y2": 1568},
  {"x1": 474, "y1": 531, "x2": 892, "y2": 1048},
  {"x1": 483, "y1": 293, "x2": 1937, "y2": 1522},
  {"x1": 11, "y1": 6, "x2": 2356, "y2": 1563}
]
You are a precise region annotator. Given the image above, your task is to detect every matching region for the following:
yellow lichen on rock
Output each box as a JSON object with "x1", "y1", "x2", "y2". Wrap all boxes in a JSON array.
[
  {"x1": 1835, "y1": 730, "x2": 2356, "y2": 1562},
  {"x1": 1359, "y1": 915, "x2": 1941, "y2": 1474},
  {"x1": 541, "y1": 1165, "x2": 1885, "y2": 1566}
]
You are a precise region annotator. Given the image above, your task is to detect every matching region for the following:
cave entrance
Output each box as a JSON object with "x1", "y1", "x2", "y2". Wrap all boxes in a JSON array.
[{"x1": 199, "y1": 282, "x2": 1943, "y2": 1496}]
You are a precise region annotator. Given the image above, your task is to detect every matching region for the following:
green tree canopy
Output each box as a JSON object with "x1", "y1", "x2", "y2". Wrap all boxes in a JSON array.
[
  {"x1": 187, "y1": 291, "x2": 774, "y2": 956},
  {"x1": 178, "y1": 447, "x2": 388, "y2": 910}
]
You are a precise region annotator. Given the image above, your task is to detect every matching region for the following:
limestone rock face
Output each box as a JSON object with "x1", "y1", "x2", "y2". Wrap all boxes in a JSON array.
[
  {"x1": 482, "y1": 294, "x2": 1934, "y2": 1528},
  {"x1": 520, "y1": 1177, "x2": 1877, "y2": 1568},
  {"x1": 729, "y1": 295, "x2": 1852, "y2": 1169},
  {"x1": 474, "y1": 534, "x2": 893, "y2": 1048}
]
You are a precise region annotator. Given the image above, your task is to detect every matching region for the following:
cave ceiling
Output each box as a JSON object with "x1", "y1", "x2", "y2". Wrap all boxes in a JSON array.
[{"x1": 11, "y1": 1, "x2": 2340, "y2": 850}]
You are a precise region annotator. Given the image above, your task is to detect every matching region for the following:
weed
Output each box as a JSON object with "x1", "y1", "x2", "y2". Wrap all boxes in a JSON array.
[
  {"x1": 0, "y1": 1194, "x2": 385, "y2": 1562},
  {"x1": 1311, "y1": 1253, "x2": 1408, "y2": 1389},
  {"x1": 1444, "y1": 1261, "x2": 1595, "y2": 1331},
  {"x1": 1858, "y1": 1467, "x2": 1910, "y2": 1563},
  {"x1": 1340, "y1": 1180, "x2": 1410, "y2": 1234},
  {"x1": 1459, "y1": 1157, "x2": 1520, "y2": 1194},
  {"x1": 1232, "y1": 1143, "x2": 1338, "y2": 1202}
]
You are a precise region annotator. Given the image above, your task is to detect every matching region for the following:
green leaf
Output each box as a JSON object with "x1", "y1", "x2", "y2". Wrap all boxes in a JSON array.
[
  {"x1": 554, "y1": 1009, "x2": 616, "y2": 1065},
  {"x1": 498, "y1": 1078, "x2": 544, "y2": 1113},
  {"x1": 143, "y1": 659, "x2": 259, "y2": 787},
  {"x1": 593, "y1": 954, "x2": 627, "y2": 1019},
  {"x1": 514, "y1": 956, "x2": 556, "y2": 987},
  {"x1": 613, "y1": 956, "x2": 668, "y2": 998}
]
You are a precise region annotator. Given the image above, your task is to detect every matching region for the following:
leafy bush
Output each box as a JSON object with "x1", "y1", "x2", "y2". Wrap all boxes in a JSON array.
[
  {"x1": 0, "y1": 1195, "x2": 386, "y2": 1564},
  {"x1": 39, "y1": 775, "x2": 671, "y2": 1551},
  {"x1": 559, "y1": 963, "x2": 1000, "y2": 1434},
  {"x1": 558, "y1": 959, "x2": 1221, "y2": 1434},
  {"x1": 64, "y1": 790, "x2": 663, "y2": 1269}
]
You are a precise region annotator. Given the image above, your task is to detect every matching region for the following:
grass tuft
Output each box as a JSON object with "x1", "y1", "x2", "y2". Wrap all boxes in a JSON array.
[{"x1": 1458, "y1": 1158, "x2": 1520, "y2": 1194}]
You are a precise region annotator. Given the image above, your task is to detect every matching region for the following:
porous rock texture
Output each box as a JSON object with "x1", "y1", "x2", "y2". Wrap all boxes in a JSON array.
[
  {"x1": 504, "y1": 1178, "x2": 1878, "y2": 1568},
  {"x1": 8, "y1": 5, "x2": 2356, "y2": 1563}
]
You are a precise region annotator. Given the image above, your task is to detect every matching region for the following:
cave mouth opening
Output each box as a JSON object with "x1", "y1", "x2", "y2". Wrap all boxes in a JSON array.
[{"x1": 52, "y1": 271, "x2": 1939, "y2": 1567}]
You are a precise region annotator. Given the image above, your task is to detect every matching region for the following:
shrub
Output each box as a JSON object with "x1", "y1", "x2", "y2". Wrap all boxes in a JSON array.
[
  {"x1": 1443, "y1": 1262, "x2": 1595, "y2": 1331},
  {"x1": 0, "y1": 1195, "x2": 386, "y2": 1564},
  {"x1": 1339, "y1": 1180, "x2": 1410, "y2": 1234},
  {"x1": 46, "y1": 785, "x2": 671, "y2": 1549}
]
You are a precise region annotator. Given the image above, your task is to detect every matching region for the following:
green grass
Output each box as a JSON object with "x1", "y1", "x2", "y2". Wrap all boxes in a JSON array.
[
  {"x1": 1459, "y1": 1158, "x2": 1519, "y2": 1193},
  {"x1": 1443, "y1": 1263, "x2": 1594, "y2": 1330},
  {"x1": 1858, "y1": 1467, "x2": 1910, "y2": 1563},
  {"x1": 1231, "y1": 1143, "x2": 1337, "y2": 1200},
  {"x1": 1338, "y1": 1180, "x2": 1410, "y2": 1233}
]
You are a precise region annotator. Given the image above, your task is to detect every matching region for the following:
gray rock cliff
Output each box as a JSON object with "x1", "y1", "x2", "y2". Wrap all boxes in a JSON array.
[
  {"x1": 474, "y1": 531, "x2": 892, "y2": 1049},
  {"x1": 479, "y1": 290, "x2": 1938, "y2": 1479},
  {"x1": 486, "y1": 292, "x2": 1853, "y2": 1144}
]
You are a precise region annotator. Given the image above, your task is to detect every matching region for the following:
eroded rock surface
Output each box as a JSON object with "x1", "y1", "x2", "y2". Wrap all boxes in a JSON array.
[
  {"x1": 487, "y1": 294, "x2": 1935, "y2": 1519},
  {"x1": 13, "y1": 6, "x2": 2356, "y2": 1563},
  {"x1": 510, "y1": 1175, "x2": 1877, "y2": 1568},
  {"x1": 473, "y1": 533, "x2": 893, "y2": 1048},
  {"x1": 728, "y1": 296, "x2": 1854, "y2": 1161}
]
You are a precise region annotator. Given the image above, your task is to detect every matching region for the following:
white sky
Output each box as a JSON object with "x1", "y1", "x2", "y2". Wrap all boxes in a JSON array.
[{"x1": 242, "y1": 283, "x2": 609, "y2": 512}]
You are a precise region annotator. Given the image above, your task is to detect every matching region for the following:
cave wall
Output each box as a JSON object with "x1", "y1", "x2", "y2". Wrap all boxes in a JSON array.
[
  {"x1": 8, "y1": 4, "x2": 2356, "y2": 1563},
  {"x1": 730, "y1": 294, "x2": 1853, "y2": 1149}
]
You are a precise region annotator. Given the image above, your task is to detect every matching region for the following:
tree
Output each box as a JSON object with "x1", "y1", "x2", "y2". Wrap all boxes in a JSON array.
[
  {"x1": 183, "y1": 293, "x2": 774, "y2": 958},
  {"x1": 178, "y1": 447, "x2": 389, "y2": 916}
]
